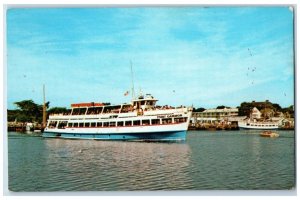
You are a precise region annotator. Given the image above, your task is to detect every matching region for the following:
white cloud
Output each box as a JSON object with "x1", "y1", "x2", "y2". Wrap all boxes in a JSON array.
[{"x1": 6, "y1": 7, "x2": 294, "y2": 109}]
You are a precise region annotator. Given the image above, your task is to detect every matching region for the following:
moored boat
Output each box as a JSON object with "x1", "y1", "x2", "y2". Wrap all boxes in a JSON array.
[
  {"x1": 238, "y1": 120, "x2": 280, "y2": 130},
  {"x1": 260, "y1": 131, "x2": 279, "y2": 138},
  {"x1": 42, "y1": 94, "x2": 192, "y2": 141}
]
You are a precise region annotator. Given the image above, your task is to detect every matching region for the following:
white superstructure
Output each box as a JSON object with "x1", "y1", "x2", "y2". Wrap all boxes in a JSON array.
[{"x1": 238, "y1": 120, "x2": 280, "y2": 130}]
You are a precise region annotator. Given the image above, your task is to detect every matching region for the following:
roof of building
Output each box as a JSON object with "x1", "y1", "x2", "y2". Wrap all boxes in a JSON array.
[{"x1": 203, "y1": 108, "x2": 238, "y2": 113}]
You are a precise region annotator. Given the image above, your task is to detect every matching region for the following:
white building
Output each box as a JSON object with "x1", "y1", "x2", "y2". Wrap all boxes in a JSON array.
[
  {"x1": 191, "y1": 108, "x2": 239, "y2": 124},
  {"x1": 250, "y1": 107, "x2": 261, "y2": 120}
]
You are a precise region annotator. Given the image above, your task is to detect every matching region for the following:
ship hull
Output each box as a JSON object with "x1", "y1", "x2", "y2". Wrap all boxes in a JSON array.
[{"x1": 42, "y1": 130, "x2": 186, "y2": 141}]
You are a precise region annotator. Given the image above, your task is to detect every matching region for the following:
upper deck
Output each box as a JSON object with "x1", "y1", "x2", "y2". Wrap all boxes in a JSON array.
[
  {"x1": 48, "y1": 94, "x2": 190, "y2": 120},
  {"x1": 49, "y1": 106, "x2": 189, "y2": 120}
]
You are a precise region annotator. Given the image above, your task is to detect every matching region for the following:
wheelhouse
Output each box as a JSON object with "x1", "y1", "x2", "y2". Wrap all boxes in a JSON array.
[{"x1": 132, "y1": 94, "x2": 158, "y2": 111}]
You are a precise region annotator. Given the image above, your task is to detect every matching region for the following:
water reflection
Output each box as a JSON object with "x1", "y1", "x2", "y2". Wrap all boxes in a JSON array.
[
  {"x1": 44, "y1": 139, "x2": 192, "y2": 190},
  {"x1": 8, "y1": 131, "x2": 295, "y2": 191}
]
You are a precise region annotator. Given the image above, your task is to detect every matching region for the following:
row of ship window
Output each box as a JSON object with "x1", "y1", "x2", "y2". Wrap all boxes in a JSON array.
[
  {"x1": 70, "y1": 104, "x2": 138, "y2": 115},
  {"x1": 249, "y1": 124, "x2": 277, "y2": 127},
  {"x1": 48, "y1": 117, "x2": 188, "y2": 129}
]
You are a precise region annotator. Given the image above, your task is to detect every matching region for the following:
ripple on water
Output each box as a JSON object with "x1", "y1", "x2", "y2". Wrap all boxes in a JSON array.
[{"x1": 8, "y1": 130, "x2": 295, "y2": 191}]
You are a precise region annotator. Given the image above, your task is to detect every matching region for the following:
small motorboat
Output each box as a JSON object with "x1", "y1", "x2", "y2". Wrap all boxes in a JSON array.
[{"x1": 260, "y1": 131, "x2": 279, "y2": 138}]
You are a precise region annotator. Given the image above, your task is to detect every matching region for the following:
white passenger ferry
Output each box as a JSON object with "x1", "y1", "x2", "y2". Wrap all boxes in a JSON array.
[
  {"x1": 238, "y1": 120, "x2": 280, "y2": 130},
  {"x1": 43, "y1": 94, "x2": 192, "y2": 141}
]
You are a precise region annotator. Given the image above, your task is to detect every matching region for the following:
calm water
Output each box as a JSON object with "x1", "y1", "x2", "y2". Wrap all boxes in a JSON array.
[{"x1": 7, "y1": 130, "x2": 295, "y2": 191}]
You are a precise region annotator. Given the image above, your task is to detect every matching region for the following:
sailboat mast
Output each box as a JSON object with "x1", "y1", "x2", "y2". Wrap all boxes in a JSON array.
[
  {"x1": 42, "y1": 84, "x2": 47, "y2": 129},
  {"x1": 130, "y1": 61, "x2": 135, "y2": 100}
]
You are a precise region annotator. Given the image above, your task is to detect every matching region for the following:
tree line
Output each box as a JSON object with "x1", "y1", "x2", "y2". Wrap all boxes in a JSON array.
[
  {"x1": 7, "y1": 100, "x2": 68, "y2": 123},
  {"x1": 237, "y1": 100, "x2": 294, "y2": 118}
]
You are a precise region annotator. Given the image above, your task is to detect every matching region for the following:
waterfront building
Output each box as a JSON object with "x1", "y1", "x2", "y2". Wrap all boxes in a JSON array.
[
  {"x1": 191, "y1": 107, "x2": 239, "y2": 125},
  {"x1": 250, "y1": 107, "x2": 261, "y2": 119}
]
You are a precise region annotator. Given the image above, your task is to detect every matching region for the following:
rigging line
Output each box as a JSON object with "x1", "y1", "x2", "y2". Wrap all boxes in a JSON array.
[{"x1": 130, "y1": 60, "x2": 136, "y2": 100}]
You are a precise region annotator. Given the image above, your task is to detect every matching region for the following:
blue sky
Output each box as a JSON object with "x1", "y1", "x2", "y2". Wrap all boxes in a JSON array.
[{"x1": 6, "y1": 7, "x2": 294, "y2": 109}]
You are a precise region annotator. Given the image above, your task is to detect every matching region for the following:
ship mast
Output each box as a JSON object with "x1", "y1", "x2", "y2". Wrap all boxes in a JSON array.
[
  {"x1": 130, "y1": 61, "x2": 136, "y2": 100},
  {"x1": 42, "y1": 84, "x2": 47, "y2": 129}
]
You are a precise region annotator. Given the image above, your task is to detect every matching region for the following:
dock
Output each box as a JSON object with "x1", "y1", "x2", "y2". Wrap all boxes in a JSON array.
[{"x1": 7, "y1": 122, "x2": 43, "y2": 132}]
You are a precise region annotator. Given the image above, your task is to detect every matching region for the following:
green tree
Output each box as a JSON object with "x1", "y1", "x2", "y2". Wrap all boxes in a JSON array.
[
  {"x1": 13, "y1": 100, "x2": 49, "y2": 123},
  {"x1": 238, "y1": 100, "x2": 292, "y2": 117},
  {"x1": 238, "y1": 102, "x2": 253, "y2": 116},
  {"x1": 193, "y1": 107, "x2": 206, "y2": 112},
  {"x1": 272, "y1": 103, "x2": 282, "y2": 112},
  {"x1": 14, "y1": 100, "x2": 39, "y2": 122},
  {"x1": 7, "y1": 110, "x2": 21, "y2": 122},
  {"x1": 282, "y1": 105, "x2": 294, "y2": 118}
]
